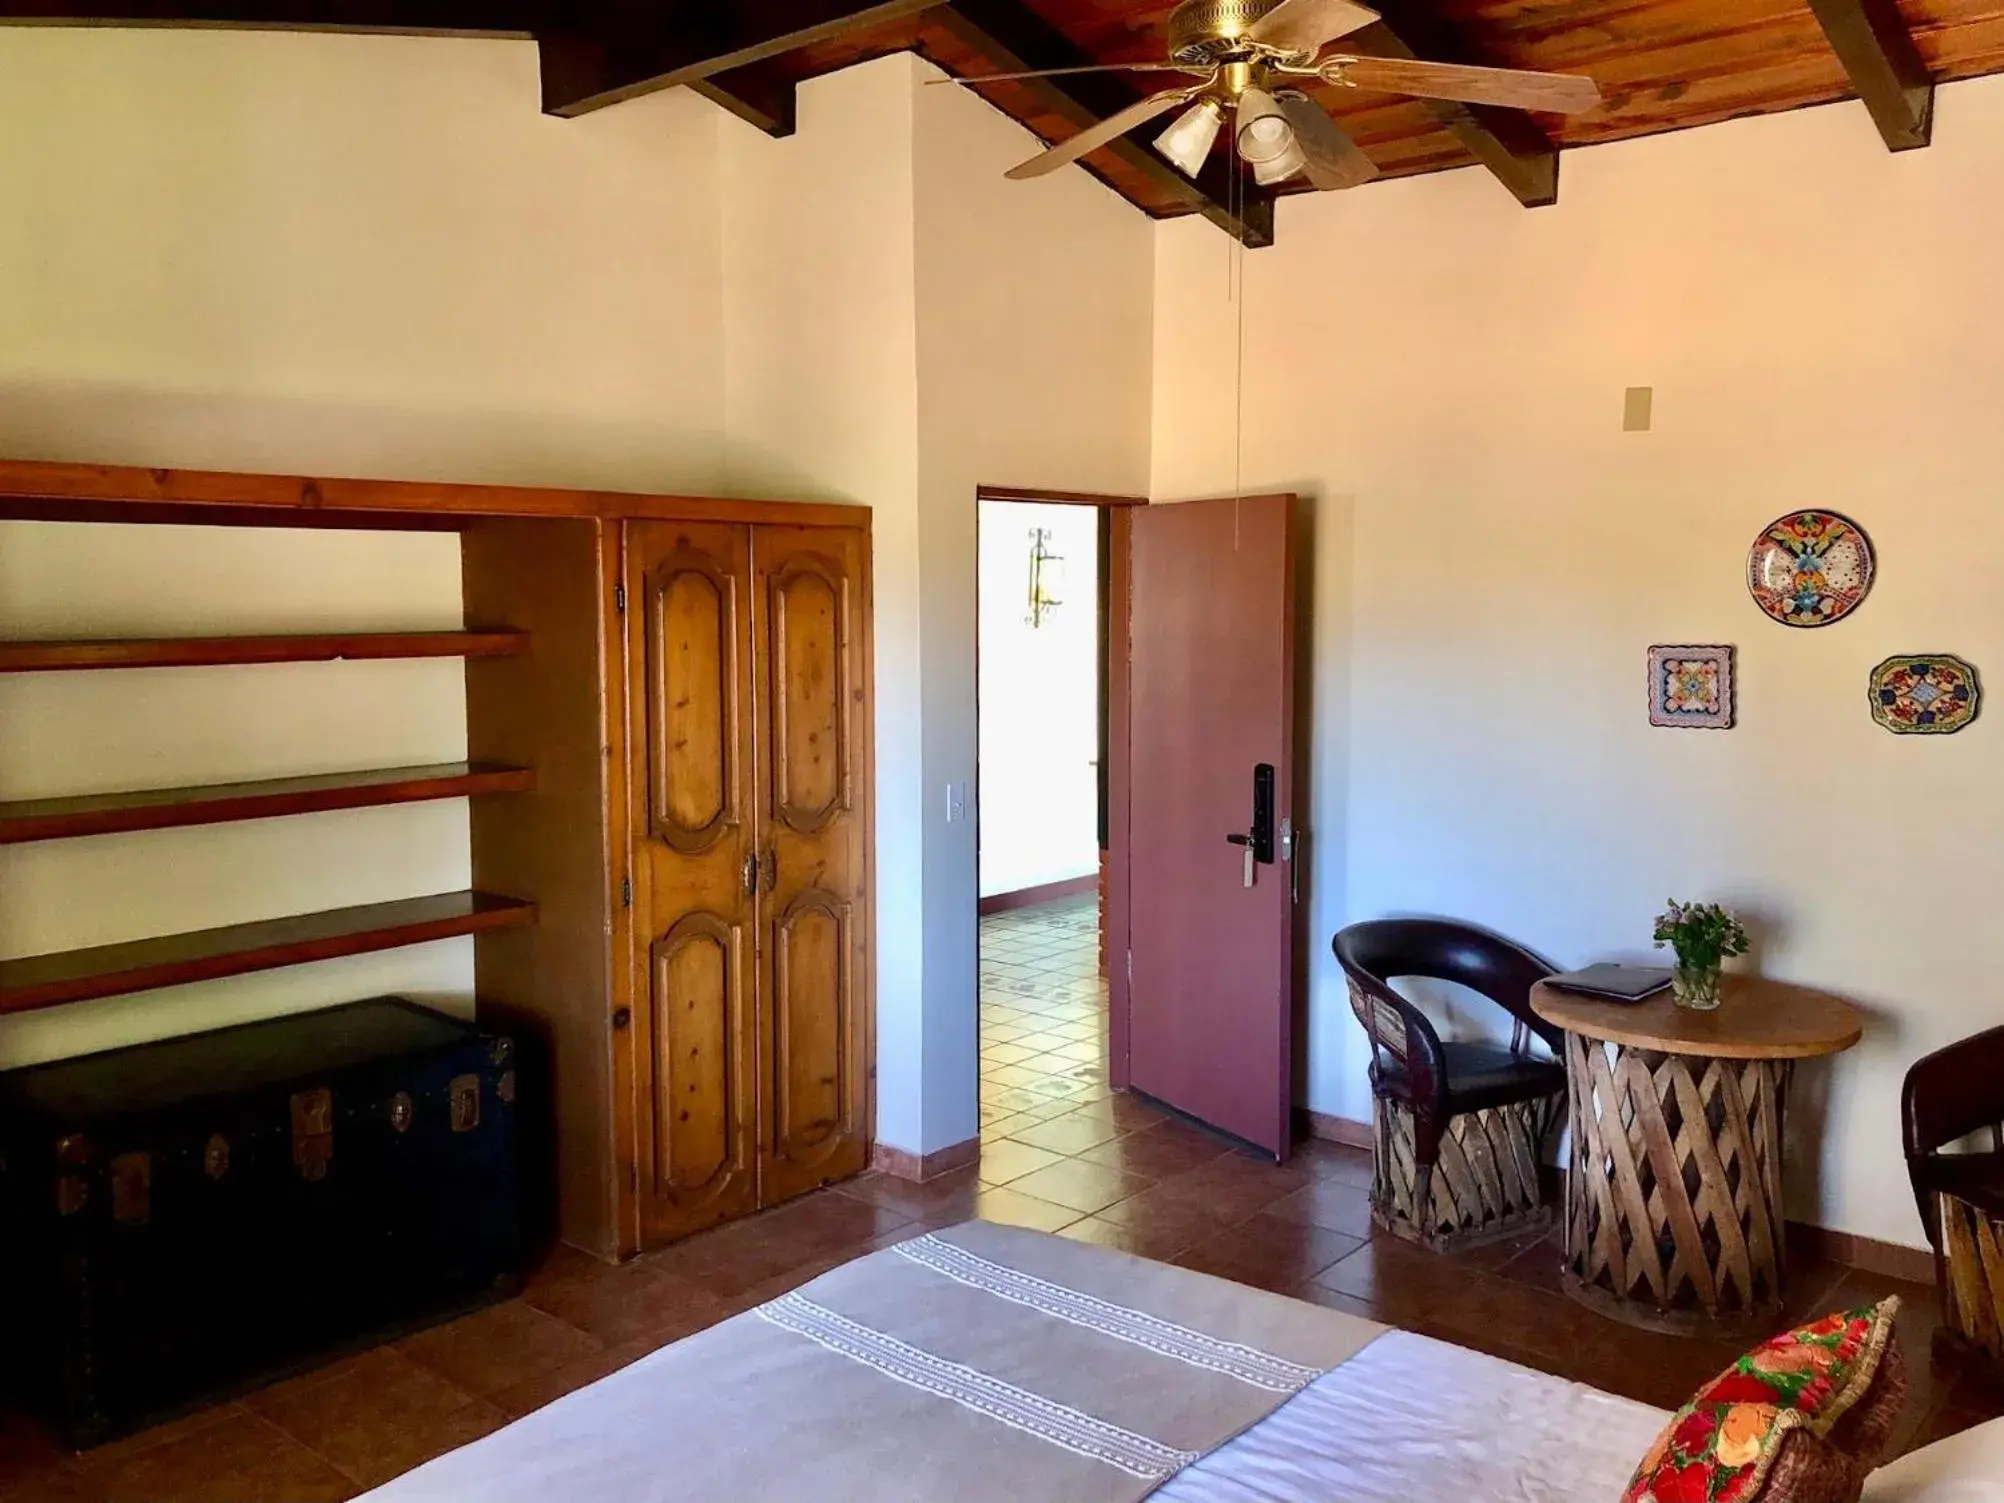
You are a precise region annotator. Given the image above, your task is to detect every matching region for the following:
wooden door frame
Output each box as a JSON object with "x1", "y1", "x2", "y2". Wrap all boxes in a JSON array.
[{"x1": 972, "y1": 485, "x2": 1143, "y2": 1099}]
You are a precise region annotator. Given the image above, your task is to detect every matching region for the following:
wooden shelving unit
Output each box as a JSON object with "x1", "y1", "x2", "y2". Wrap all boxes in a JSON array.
[
  {"x1": 0, "y1": 762, "x2": 535, "y2": 845},
  {"x1": 0, "y1": 631, "x2": 528, "y2": 674},
  {"x1": 0, "y1": 892, "x2": 537, "y2": 1015}
]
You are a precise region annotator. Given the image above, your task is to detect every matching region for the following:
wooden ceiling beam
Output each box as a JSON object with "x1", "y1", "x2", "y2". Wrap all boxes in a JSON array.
[
  {"x1": 537, "y1": 0, "x2": 943, "y2": 118},
  {"x1": 1346, "y1": 2, "x2": 1559, "y2": 208},
  {"x1": 690, "y1": 61, "x2": 799, "y2": 137},
  {"x1": 0, "y1": 0, "x2": 532, "y2": 31},
  {"x1": 936, "y1": 0, "x2": 1273, "y2": 248},
  {"x1": 1806, "y1": 0, "x2": 1933, "y2": 151}
]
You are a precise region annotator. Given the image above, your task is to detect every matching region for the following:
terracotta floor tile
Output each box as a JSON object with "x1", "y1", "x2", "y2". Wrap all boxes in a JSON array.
[
  {"x1": 832, "y1": 1166, "x2": 980, "y2": 1225},
  {"x1": 396, "y1": 1299, "x2": 603, "y2": 1401},
  {"x1": 522, "y1": 1258, "x2": 730, "y2": 1347},
  {"x1": 335, "y1": 1399, "x2": 507, "y2": 1491},
  {"x1": 981, "y1": 1086, "x2": 1049, "y2": 1114},
  {"x1": 1172, "y1": 1219, "x2": 1366, "y2": 1294},
  {"x1": 0, "y1": 1465, "x2": 106, "y2": 1503},
  {"x1": 486, "y1": 1332, "x2": 669, "y2": 1420},
  {"x1": 1004, "y1": 1159, "x2": 1155, "y2": 1216},
  {"x1": 1260, "y1": 1178, "x2": 1378, "y2": 1239},
  {"x1": 1143, "y1": 1153, "x2": 1314, "y2": 1222},
  {"x1": 1095, "y1": 1184, "x2": 1247, "y2": 1246},
  {"x1": 970, "y1": 1186, "x2": 1084, "y2": 1233},
  {"x1": 1006, "y1": 1111, "x2": 1126, "y2": 1155},
  {"x1": 248, "y1": 1346, "x2": 499, "y2": 1488},
  {"x1": 978, "y1": 1137, "x2": 1066, "y2": 1186},
  {"x1": 1290, "y1": 1140, "x2": 1376, "y2": 1187},
  {"x1": 980, "y1": 1062, "x2": 1046, "y2": 1088},
  {"x1": 1076, "y1": 1125, "x2": 1229, "y2": 1181},
  {"x1": 1054, "y1": 1215, "x2": 1208, "y2": 1263},
  {"x1": 76, "y1": 1410, "x2": 352, "y2": 1503}
]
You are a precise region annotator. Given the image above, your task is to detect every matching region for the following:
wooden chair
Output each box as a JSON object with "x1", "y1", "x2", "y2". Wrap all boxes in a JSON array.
[
  {"x1": 1903, "y1": 1026, "x2": 2004, "y2": 1371},
  {"x1": 1334, "y1": 919, "x2": 1566, "y2": 1250}
]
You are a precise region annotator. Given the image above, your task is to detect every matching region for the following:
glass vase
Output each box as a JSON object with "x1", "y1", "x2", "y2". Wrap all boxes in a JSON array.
[{"x1": 1672, "y1": 961, "x2": 1723, "y2": 1011}]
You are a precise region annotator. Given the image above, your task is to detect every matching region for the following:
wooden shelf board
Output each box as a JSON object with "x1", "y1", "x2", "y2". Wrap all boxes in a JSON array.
[
  {"x1": 0, "y1": 632, "x2": 529, "y2": 674},
  {"x1": 0, "y1": 891, "x2": 536, "y2": 1015},
  {"x1": 0, "y1": 762, "x2": 534, "y2": 845}
]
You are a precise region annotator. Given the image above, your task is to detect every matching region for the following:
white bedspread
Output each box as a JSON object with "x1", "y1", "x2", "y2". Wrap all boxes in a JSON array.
[{"x1": 1155, "y1": 1330, "x2": 1668, "y2": 1503}]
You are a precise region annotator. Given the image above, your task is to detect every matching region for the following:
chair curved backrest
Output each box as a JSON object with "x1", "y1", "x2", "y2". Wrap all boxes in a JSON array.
[
  {"x1": 1903, "y1": 1025, "x2": 2004, "y2": 1228},
  {"x1": 1334, "y1": 918, "x2": 1562, "y2": 1112},
  {"x1": 1905, "y1": 1025, "x2": 2004, "y2": 1160}
]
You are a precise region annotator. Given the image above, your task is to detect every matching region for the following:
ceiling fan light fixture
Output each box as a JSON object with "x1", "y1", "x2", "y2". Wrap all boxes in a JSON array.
[
  {"x1": 1154, "y1": 97, "x2": 1226, "y2": 177},
  {"x1": 1250, "y1": 133, "x2": 1306, "y2": 184},
  {"x1": 1233, "y1": 85, "x2": 1305, "y2": 182}
]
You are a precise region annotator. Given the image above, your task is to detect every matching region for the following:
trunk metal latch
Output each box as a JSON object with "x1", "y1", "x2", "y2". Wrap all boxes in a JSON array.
[
  {"x1": 291, "y1": 1088, "x2": 334, "y2": 1180},
  {"x1": 449, "y1": 1075, "x2": 481, "y2": 1134}
]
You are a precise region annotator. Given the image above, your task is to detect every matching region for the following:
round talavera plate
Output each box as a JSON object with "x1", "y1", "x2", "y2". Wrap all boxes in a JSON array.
[
  {"x1": 1747, "y1": 510, "x2": 1875, "y2": 627},
  {"x1": 1870, "y1": 655, "x2": 1981, "y2": 734}
]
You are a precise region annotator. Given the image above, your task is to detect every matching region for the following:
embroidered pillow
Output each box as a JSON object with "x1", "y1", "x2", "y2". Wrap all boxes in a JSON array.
[{"x1": 1622, "y1": 1297, "x2": 1906, "y2": 1503}]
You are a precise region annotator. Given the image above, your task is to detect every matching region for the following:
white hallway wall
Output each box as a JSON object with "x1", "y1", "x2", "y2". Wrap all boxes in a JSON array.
[
  {"x1": 976, "y1": 499, "x2": 1102, "y2": 899},
  {"x1": 1152, "y1": 76, "x2": 2004, "y2": 1248}
]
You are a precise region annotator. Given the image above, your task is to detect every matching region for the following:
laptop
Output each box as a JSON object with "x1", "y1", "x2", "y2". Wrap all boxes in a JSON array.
[{"x1": 1543, "y1": 964, "x2": 1673, "y2": 1003}]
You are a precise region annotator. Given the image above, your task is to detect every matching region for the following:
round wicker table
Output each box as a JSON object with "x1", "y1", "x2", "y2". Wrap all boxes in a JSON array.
[{"x1": 1531, "y1": 976, "x2": 1863, "y2": 1338}]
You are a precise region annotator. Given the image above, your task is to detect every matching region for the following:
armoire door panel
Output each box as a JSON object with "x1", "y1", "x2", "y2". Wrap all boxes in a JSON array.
[
  {"x1": 644, "y1": 548, "x2": 742, "y2": 854},
  {"x1": 769, "y1": 891, "x2": 854, "y2": 1166},
  {"x1": 649, "y1": 913, "x2": 748, "y2": 1207},
  {"x1": 753, "y1": 526, "x2": 871, "y2": 1207},
  {"x1": 626, "y1": 520, "x2": 759, "y2": 1246},
  {"x1": 767, "y1": 557, "x2": 851, "y2": 835}
]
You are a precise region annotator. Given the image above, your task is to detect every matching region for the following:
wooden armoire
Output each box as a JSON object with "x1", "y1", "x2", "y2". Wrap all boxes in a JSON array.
[
  {"x1": 0, "y1": 460, "x2": 873, "y2": 1265},
  {"x1": 467, "y1": 507, "x2": 875, "y2": 1260}
]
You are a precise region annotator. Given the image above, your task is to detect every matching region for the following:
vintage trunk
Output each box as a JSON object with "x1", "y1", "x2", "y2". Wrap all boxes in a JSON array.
[{"x1": 0, "y1": 997, "x2": 523, "y2": 1446}]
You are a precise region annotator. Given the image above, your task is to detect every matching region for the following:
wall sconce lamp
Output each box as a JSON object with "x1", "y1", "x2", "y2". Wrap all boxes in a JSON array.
[{"x1": 1026, "y1": 526, "x2": 1065, "y2": 628}]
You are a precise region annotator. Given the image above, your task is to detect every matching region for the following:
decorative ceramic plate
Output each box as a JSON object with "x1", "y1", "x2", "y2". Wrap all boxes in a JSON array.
[
  {"x1": 1869, "y1": 655, "x2": 1980, "y2": 734},
  {"x1": 1747, "y1": 511, "x2": 1875, "y2": 627}
]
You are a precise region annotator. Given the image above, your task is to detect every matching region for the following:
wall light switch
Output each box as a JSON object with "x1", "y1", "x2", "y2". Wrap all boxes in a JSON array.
[
  {"x1": 1623, "y1": 386, "x2": 1654, "y2": 432},
  {"x1": 945, "y1": 782, "x2": 967, "y2": 823}
]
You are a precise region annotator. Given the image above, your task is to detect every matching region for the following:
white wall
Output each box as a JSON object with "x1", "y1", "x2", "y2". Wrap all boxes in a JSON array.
[
  {"x1": 1152, "y1": 77, "x2": 2004, "y2": 1248},
  {"x1": 977, "y1": 499, "x2": 1101, "y2": 898},
  {"x1": 0, "y1": 28, "x2": 726, "y2": 1066},
  {"x1": 911, "y1": 61, "x2": 1152, "y2": 1149},
  {"x1": 719, "y1": 54, "x2": 1153, "y2": 1155}
]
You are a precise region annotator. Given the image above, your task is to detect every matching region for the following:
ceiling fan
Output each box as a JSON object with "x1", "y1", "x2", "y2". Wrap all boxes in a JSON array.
[{"x1": 935, "y1": 0, "x2": 1601, "y2": 192}]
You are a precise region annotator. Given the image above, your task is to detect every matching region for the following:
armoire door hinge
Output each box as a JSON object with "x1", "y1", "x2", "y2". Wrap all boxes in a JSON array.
[
  {"x1": 615, "y1": 582, "x2": 626, "y2": 613},
  {"x1": 621, "y1": 875, "x2": 632, "y2": 908}
]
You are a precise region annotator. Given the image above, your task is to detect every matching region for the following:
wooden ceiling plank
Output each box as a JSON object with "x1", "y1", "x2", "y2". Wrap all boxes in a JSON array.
[
  {"x1": 934, "y1": 0, "x2": 1275, "y2": 247},
  {"x1": 1344, "y1": 2, "x2": 1560, "y2": 207},
  {"x1": 1805, "y1": 0, "x2": 1934, "y2": 149},
  {"x1": 539, "y1": 0, "x2": 944, "y2": 118},
  {"x1": 0, "y1": 0, "x2": 534, "y2": 31}
]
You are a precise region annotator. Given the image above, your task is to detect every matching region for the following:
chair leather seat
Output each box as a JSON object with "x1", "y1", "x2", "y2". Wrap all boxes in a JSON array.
[
  {"x1": 1915, "y1": 1150, "x2": 2004, "y2": 1221},
  {"x1": 1373, "y1": 1041, "x2": 1567, "y2": 1116}
]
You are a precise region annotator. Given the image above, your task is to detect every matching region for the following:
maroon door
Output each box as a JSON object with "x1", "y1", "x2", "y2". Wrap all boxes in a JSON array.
[{"x1": 1125, "y1": 494, "x2": 1298, "y2": 1159}]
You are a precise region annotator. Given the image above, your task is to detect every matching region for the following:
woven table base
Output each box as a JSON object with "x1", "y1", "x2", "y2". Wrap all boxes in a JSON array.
[
  {"x1": 1940, "y1": 1190, "x2": 2004, "y2": 1368},
  {"x1": 1373, "y1": 1094, "x2": 1557, "y2": 1252},
  {"x1": 1561, "y1": 1032, "x2": 1790, "y2": 1337}
]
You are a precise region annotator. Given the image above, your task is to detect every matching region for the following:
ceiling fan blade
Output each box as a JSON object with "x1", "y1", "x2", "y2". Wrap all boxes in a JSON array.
[
  {"x1": 1331, "y1": 56, "x2": 1601, "y2": 113},
  {"x1": 1246, "y1": 0, "x2": 1380, "y2": 57},
  {"x1": 1004, "y1": 88, "x2": 1202, "y2": 179},
  {"x1": 931, "y1": 62, "x2": 1205, "y2": 86},
  {"x1": 1276, "y1": 93, "x2": 1379, "y2": 190}
]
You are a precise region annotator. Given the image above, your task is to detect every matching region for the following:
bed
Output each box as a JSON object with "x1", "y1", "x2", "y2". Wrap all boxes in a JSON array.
[{"x1": 358, "y1": 1221, "x2": 2004, "y2": 1503}]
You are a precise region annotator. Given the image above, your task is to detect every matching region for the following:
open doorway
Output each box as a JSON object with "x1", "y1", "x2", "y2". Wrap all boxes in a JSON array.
[{"x1": 975, "y1": 489, "x2": 1136, "y2": 1131}]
